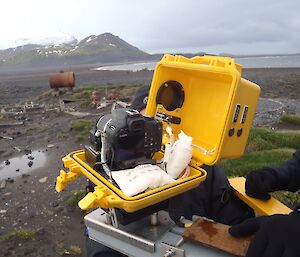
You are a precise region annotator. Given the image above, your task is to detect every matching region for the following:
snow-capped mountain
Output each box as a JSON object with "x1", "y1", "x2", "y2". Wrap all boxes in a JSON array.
[
  {"x1": 11, "y1": 33, "x2": 77, "y2": 48},
  {"x1": 0, "y1": 33, "x2": 149, "y2": 70}
]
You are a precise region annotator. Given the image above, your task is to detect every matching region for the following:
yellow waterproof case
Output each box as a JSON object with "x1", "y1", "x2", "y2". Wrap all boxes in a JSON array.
[
  {"x1": 56, "y1": 54, "x2": 260, "y2": 213},
  {"x1": 146, "y1": 54, "x2": 260, "y2": 165}
]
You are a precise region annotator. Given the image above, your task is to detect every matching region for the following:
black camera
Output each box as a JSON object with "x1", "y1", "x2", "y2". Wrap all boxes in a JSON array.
[{"x1": 87, "y1": 108, "x2": 162, "y2": 171}]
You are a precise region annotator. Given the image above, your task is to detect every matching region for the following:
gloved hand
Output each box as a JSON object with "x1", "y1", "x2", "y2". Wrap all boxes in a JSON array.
[
  {"x1": 229, "y1": 210, "x2": 300, "y2": 257},
  {"x1": 245, "y1": 168, "x2": 277, "y2": 200}
]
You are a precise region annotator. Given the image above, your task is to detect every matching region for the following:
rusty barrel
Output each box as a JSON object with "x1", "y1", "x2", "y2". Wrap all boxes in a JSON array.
[{"x1": 48, "y1": 71, "x2": 75, "y2": 89}]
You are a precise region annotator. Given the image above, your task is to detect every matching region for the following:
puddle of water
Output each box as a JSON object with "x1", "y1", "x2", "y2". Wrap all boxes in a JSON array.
[{"x1": 0, "y1": 150, "x2": 47, "y2": 180}]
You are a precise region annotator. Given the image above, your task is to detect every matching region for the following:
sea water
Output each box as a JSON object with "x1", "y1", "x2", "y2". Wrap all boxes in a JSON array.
[{"x1": 95, "y1": 55, "x2": 300, "y2": 71}]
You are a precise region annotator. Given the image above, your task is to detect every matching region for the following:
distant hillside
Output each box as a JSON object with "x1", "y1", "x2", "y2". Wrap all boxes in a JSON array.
[{"x1": 0, "y1": 33, "x2": 150, "y2": 73}]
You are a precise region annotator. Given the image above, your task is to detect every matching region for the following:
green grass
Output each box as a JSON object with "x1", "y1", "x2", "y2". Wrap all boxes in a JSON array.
[
  {"x1": 246, "y1": 127, "x2": 300, "y2": 152},
  {"x1": 79, "y1": 99, "x2": 91, "y2": 107},
  {"x1": 58, "y1": 130, "x2": 68, "y2": 139},
  {"x1": 221, "y1": 148, "x2": 295, "y2": 178},
  {"x1": 34, "y1": 84, "x2": 142, "y2": 106},
  {"x1": 222, "y1": 127, "x2": 300, "y2": 177},
  {"x1": 280, "y1": 115, "x2": 300, "y2": 126},
  {"x1": 75, "y1": 134, "x2": 86, "y2": 142},
  {"x1": 221, "y1": 127, "x2": 300, "y2": 207},
  {"x1": 70, "y1": 119, "x2": 92, "y2": 142},
  {"x1": 272, "y1": 191, "x2": 300, "y2": 208},
  {"x1": 70, "y1": 88, "x2": 99, "y2": 100},
  {"x1": 55, "y1": 242, "x2": 82, "y2": 256},
  {"x1": 0, "y1": 229, "x2": 36, "y2": 242},
  {"x1": 70, "y1": 119, "x2": 92, "y2": 132},
  {"x1": 35, "y1": 89, "x2": 53, "y2": 101},
  {"x1": 66, "y1": 189, "x2": 87, "y2": 207}
]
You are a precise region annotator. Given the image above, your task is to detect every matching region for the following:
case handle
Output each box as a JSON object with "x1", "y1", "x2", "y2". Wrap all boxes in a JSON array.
[{"x1": 192, "y1": 144, "x2": 216, "y2": 155}]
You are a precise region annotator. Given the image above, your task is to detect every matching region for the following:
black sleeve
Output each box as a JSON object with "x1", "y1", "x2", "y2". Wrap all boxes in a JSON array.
[{"x1": 272, "y1": 149, "x2": 300, "y2": 192}]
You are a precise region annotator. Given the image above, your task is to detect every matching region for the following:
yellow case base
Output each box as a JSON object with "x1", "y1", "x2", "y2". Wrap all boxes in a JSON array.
[{"x1": 56, "y1": 150, "x2": 207, "y2": 213}]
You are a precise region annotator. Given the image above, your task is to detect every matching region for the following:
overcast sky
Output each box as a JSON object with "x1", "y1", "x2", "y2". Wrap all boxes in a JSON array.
[{"x1": 0, "y1": 0, "x2": 299, "y2": 54}]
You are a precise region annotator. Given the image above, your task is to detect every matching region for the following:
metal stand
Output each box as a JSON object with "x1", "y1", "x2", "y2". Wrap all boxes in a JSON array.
[{"x1": 84, "y1": 209, "x2": 234, "y2": 257}]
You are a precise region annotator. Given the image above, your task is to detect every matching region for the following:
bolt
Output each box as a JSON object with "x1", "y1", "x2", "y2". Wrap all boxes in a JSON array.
[{"x1": 164, "y1": 248, "x2": 175, "y2": 257}]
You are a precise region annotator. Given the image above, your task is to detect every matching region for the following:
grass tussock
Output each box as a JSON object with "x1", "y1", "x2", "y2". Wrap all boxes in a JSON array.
[
  {"x1": 280, "y1": 115, "x2": 300, "y2": 126},
  {"x1": 70, "y1": 119, "x2": 92, "y2": 141},
  {"x1": 55, "y1": 242, "x2": 82, "y2": 256},
  {"x1": 66, "y1": 189, "x2": 87, "y2": 207},
  {"x1": 0, "y1": 229, "x2": 36, "y2": 242}
]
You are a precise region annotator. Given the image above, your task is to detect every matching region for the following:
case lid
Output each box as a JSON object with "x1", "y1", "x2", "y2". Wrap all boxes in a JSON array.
[{"x1": 145, "y1": 54, "x2": 260, "y2": 166}]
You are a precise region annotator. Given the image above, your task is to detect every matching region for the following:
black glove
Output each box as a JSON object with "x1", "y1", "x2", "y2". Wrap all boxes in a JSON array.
[
  {"x1": 229, "y1": 210, "x2": 300, "y2": 257},
  {"x1": 245, "y1": 168, "x2": 277, "y2": 200}
]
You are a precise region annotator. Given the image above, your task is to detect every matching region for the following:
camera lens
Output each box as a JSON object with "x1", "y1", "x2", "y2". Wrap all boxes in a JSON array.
[{"x1": 156, "y1": 81, "x2": 184, "y2": 111}]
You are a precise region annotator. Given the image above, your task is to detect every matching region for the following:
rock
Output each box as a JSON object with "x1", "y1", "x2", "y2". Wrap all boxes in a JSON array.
[
  {"x1": 28, "y1": 160, "x2": 33, "y2": 167},
  {"x1": 0, "y1": 227, "x2": 7, "y2": 236},
  {"x1": 28, "y1": 213, "x2": 35, "y2": 219},
  {"x1": 4, "y1": 160, "x2": 10, "y2": 166},
  {"x1": 36, "y1": 227, "x2": 46, "y2": 236},
  {"x1": 54, "y1": 206, "x2": 65, "y2": 214},
  {"x1": 28, "y1": 156, "x2": 35, "y2": 160},
  {"x1": 38, "y1": 177, "x2": 48, "y2": 183},
  {"x1": 5, "y1": 178, "x2": 14, "y2": 183},
  {"x1": 24, "y1": 149, "x2": 32, "y2": 155},
  {"x1": 0, "y1": 180, "x2": 6, "y2": 190},
  {"x1": 51, "y1": 201, "x2": 59, "y2": 208},
  {"x1": 47, "y1": 210, "x2": 54, "y2": 216},
  {"x1": 13, "y1": 146, "x2": 22, "y2": 152}
]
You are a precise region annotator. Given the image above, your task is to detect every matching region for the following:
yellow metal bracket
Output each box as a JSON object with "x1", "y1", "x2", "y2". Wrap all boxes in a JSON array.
[
  {"x1": 78, "y1": 185, "x2": 119, "y2": 210},
  {"x1": 229, "y1": 177, "x2": 291, "y2": 216},
  {"x1": 55, "y1": 154, "x2": 83, "y2": 192},
  {"x1": 56, "y1": 169, "x2": 80, "y2": 192}
]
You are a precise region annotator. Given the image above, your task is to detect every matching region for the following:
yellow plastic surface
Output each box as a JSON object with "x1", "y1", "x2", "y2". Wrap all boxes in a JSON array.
[
  {"x1": 56, "y1": 55, "x2": 262, "y2": 213},
  {"x1": 229, "y1": 177, "x2": 291, "y2": 215},
  {"x1": 146, "y1": 54, "x2": 261, "y2": 165},
  {"x1": 56, "y1": 150, "x2": 206, "y2": 213}
]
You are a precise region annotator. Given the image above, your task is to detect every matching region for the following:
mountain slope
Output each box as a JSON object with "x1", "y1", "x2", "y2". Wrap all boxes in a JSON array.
[{"x1": 0, "y1": 33, "x2": 149, "y2": 71}]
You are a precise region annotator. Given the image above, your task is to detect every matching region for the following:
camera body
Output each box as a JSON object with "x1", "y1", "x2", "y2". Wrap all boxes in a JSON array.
[{"x1": 88, "y1": 108, "x2": 162, "y2": 171}]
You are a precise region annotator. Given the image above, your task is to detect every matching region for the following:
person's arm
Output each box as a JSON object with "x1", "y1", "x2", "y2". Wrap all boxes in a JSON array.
[
  {"x1": 246, "y1": 149, "x2": 300, "y2": 199},
  {"x1": 271, "y1": 149, "x2": 300, "y2": 191}
]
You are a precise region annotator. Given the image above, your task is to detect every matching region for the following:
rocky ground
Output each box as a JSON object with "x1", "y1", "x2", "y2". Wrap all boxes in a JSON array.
[
  {"x1": 0, "y1": 67, "x2": 299, "y2": 257},
  {"x1": 0, "y1": 110, "x2": 92, "y2": 257}
]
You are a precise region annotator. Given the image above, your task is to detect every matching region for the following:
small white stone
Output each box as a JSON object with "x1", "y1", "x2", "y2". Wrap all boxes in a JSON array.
[{"x1": 38, "y1": 177, "x2": 48, "y2": 183}]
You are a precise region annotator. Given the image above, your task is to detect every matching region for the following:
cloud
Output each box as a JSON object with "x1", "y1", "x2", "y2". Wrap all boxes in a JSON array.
[{"x1": 0, "y1": 0, "x2": 299, "y2": 54}]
